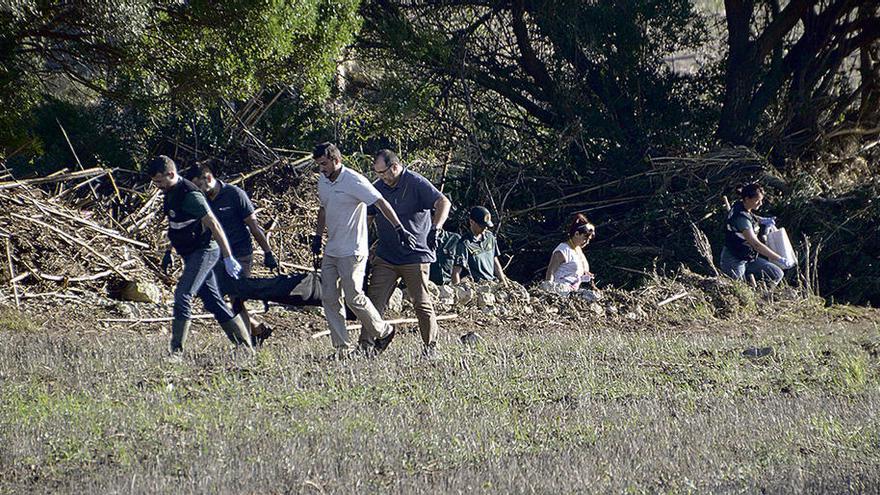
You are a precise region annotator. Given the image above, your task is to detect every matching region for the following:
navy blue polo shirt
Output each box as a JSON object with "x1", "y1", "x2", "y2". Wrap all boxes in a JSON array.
[
  {"x1": 208, "y1": 180, "x2": 255, "y2": 258},
  {"x1": 368, "y1": 169, "x2": 443, "y2": 265}
]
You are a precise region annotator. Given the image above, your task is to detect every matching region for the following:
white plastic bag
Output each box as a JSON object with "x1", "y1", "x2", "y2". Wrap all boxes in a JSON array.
[
  {"x1": 767, "y1": 227, "x2": 796, "y2": 269},
  {"x1": 291, "y1": 272, "x2": 322, "y2": 301}
]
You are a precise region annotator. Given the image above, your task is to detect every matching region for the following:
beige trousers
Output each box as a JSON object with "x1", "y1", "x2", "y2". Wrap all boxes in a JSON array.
[
  {"x1": 321, "y1": 254, "x2": 389, "y2": 349},
  {"x1": 367, "y1": 256, "x2": 438, "y2": 346}
]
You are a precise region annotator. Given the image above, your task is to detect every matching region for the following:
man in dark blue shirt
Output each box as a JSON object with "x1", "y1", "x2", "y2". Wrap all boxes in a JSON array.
[
  {"x1": 148, "y1": 156, "x2": 253, "y2": 357},
  {"x1": 366, "y1": 149, "x2": 451, "y2": 358},
  {"x1": 186, "y1": 162, "x2": 279, "y2": 343}
]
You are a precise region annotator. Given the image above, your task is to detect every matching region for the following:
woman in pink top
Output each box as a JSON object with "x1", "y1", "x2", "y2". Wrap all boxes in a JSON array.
[{"x1": 544, "y1": 213, "x2": 597, "y2": 294}]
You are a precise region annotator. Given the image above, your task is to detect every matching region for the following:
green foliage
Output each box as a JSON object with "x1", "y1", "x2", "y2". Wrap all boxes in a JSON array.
[{"x1": 0, "y1": 0, "x2": 361, "y2": 163}]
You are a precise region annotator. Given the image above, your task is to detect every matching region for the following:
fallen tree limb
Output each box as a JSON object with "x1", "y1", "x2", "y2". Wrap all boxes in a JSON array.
[
  {"x1": 23, "y1": 195, "x2": 150, "y2": 248},
  {"x1": 30, "y1": 259, "x2": 137, "y2": 282},
  {"x1": 657, "y1": 292, "x2": 689, "y2": 307},
  {"x1": 11, "y1": 213, "x2": 128, "y2": 278},
  {"x1": 5, "y1": 238, "x2": 19, "y2": 309},
  {"x1": 98, "y1": 308, "x2": 267, "y2": 324},
  {"x1": 0, "y1": 168, "x2": 108, "y2": 190},
  {"x1": 311, "y1": 314, "x2": 459, "y2": 339}
]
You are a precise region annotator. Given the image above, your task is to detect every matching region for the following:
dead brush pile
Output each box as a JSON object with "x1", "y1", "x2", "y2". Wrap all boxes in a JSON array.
[
  {"x1": 431, "y1": 266, "x2": 827, "y2": 330},
  {"x1": 0, "y1": 185, "x2": 162, "y2": 304}
]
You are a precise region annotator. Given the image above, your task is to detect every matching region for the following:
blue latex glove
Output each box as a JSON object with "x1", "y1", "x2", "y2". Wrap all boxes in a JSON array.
[
  {"x1": 396, "y1": 225, "x2": 417, "y2": 250},
  {"x1": 224, "y1": 256, "x2": 242, "y2": 279},
  {"x1": 759, "y1": 216, "x2": 776, "y2": 227},
  {"x1": 778, "y1": 256, "x2": 794, "y2": 269}
]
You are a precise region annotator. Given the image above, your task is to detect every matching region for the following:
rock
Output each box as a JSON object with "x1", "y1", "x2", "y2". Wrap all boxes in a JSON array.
[
  {"x1": 437, "y1": 285, "x2": 455, "y2": 305},
  {"x1": 387, "y1": 288, "x2": 404, "y2": 313},
  {"x1": 579, "y1": 289, "x2": 603, "y2": 302},
  {"x1": 742, "y1": 346, "x2": 773, "y2": 358},
  {"x1": 460, "y1": 331, "x2": 483, "y2": 345},
  {"x1": 476, "y1": 291, "x2": 496, "y2": 308},
  {"x1": 455, "y1": 285, "x2": 473, "y2": 306},
  {"x1": 116, "y1": 280, "x2": 161, "y2": 304},
  {"x1": 111, "y1": 302, "x2": 136, "y2": 318},
  {"x1": 426, "y1": 280, "x2": 440, "y2": 300}
]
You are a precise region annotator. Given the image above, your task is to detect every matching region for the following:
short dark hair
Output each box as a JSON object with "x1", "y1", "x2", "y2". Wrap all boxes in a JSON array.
[
  {"x1": 183, "y1": 160, "x2": 215, "y2": 181},
  {"x1": 146, "y1": 155, "x2": 176, "y2": 177},
  {"x1": 737, "y1": 182, "x2": 763, "y2": 199},
  {"x1": 313, "y1": 142, "x2": 342, "y2": 161},
  {"x1": 374, "y1": 149, "x2": 401, "y2": 168}
]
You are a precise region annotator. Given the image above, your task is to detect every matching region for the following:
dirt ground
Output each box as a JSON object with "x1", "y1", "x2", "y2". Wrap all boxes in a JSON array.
[{"x1": 1, "y1": 292, "x2": 878, "y2": 494}]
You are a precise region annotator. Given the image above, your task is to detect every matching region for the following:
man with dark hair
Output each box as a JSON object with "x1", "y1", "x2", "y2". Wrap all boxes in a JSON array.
[
  {"x1": 311, "y1": 142, "x2": 416, "y2": 359},
  {"x1": 367, "y1": 149, "x2": 451, "y2": 359},
  {"x1": 452, "y1": 206, "x2": 509, "y2": 284},
  {"x1": 185, "y1": 162, "x2": 278, "y2": 344},
  {"x1": 147, "y1": 155, "x2": 253, "y2": 356}
]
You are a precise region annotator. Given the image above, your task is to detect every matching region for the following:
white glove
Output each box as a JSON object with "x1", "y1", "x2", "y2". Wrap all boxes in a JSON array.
[
  {"x1": 778, "y1": 257, "x2": 795, "y2": 269},
  {"x1": 224, "y1": 256, "x2": 242, "y2": 279}
]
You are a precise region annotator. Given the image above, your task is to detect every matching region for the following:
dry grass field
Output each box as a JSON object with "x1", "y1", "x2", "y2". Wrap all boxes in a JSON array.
[{"x1": 0, "y1": 303, "x2": 878, "y2": 494}]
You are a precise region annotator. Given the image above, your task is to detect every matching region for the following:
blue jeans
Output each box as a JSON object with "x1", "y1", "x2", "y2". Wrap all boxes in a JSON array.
[
  {"x1": 173, "y1": 246, "x2": 234, "y2": 322},
  {"x1": 719, "y1": 247, "x2": 784, "y2": 286}
]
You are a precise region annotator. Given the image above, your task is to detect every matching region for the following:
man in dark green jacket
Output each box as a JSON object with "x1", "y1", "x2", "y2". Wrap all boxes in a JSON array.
[{"x1": 148, "y1": 155, "x2": 253, "y2": 356}]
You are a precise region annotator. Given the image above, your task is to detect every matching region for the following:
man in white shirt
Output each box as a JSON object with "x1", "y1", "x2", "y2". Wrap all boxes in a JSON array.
[{"x1": 311, "y1": 142, "x2": 416, "y2": 359}]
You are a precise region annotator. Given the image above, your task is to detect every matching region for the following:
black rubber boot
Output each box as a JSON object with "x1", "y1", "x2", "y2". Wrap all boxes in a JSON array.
[
  {"x1": 170, "y1": 318, "x2": 191, "y2": 354},
  {"x1": 219, "y1": 314, "x2": 254, "y2": 351}
]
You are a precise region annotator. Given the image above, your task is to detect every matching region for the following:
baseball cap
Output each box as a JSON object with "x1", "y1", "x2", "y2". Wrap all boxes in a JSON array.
[{"x1": 469, "y1": 206, "x2": 493, "y2": 227}]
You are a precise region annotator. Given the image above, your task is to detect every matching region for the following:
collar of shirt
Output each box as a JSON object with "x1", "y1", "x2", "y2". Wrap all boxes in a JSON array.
[
  {"x1": 321, "y1": 165, "x2": 349, "y2": 186},
  {"x1": 375, "y1": 168, "x2": 410, "y2": 192}
]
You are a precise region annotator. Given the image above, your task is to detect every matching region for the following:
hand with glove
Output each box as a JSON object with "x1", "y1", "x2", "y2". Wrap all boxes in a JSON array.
[
  {"x1": 395, "y1": 225, "x2": 417, "y2": 250},
  {"x1": 777, "y1": 256, "x2": 795, "y2": 269},
  {"x1": 310, "y1": 234, "x2": 322, "y2": 255},
  {"x1": 759, "y1": 216, "x2": 777, "y2": 227},
  {"x1": 263, "y1": 250, "x2": 279, "y2": 270},
  {"x1": 224, "y1": 256, "x2": 242, "y2": 279},
  {"x1": 427, "y1": 227, "x2": 439, "y2": 251},
  {"x1": 161, "y1": 249, "x2": 174, "y2": 275}
]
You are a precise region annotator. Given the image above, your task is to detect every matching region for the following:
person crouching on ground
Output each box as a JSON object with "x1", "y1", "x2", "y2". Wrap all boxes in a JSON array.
[
  {"x1": 185, "y1": 162, "x2": 278, "y2": 345},
  {"x1": 311, "y1": 142, "x2": 416, "y2": 359},
  {"x1": 720, "y1": 182, "x2": 792, "y2": 286},
  {"x1": 543, "y1": 213, "x2": 598, "y2": 297},
  {"x1": 451, "y1": 206, "x2": 509, "y2": 285},
  {"x1": 366, "y1": 149, "x2": 452, "y2": 359},
  {"x1": 147, "y1": 155, "x2": 253, "y2": 356}
]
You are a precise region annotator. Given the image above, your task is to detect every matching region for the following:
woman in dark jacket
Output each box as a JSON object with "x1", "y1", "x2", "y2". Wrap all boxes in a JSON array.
[{"x1": 719, "y1": 183, "x2": 791, "y2": 285}]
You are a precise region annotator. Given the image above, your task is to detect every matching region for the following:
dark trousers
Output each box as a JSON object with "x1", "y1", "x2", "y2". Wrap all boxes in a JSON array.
[
  {"x1": 173, "y1": 246, "x2": 234, "y2": 322},
  {"x1": 719, "y1": 247, "x2": 784, "y2": 286}
]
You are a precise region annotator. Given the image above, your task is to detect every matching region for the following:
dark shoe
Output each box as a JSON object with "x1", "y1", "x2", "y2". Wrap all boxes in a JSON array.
[
  {"x1": 373, "y1": 325, "x2": 396, "y2": 355},
  {"x1": 252, "y1": 322, "x2": 274, "y2": 347},
  {"x1": 327, "y1": 347, "x2": 354, "y2": 361},
  {"x1": 356, "y1": 341, "x2": 378, "y2": 359},
  {"x1": 422, "y1": 342, "x2": 440, "y2": 360}
]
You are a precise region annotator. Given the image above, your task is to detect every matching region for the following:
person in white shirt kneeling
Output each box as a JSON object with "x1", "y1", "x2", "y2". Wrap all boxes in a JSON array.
[{"x1": 543, "y1": 213, "x2": 600, "y2": 301}]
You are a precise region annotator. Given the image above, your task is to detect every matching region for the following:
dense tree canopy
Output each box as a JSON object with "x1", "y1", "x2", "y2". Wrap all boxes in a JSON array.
[{"x1": 0, "y1": 0, "x2": 360, "y2": 161}]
